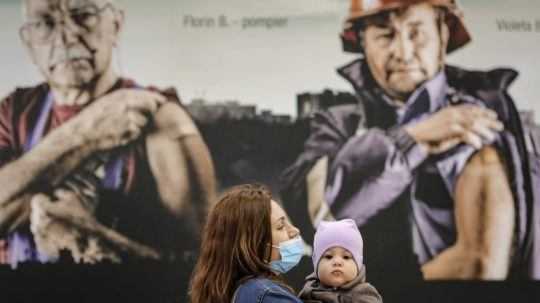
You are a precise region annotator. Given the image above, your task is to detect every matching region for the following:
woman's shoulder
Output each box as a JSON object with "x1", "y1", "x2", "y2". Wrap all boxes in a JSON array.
[
  {"x1": 235, "y1": 277, "x2": 302, "y2": 303},
  {"x1": 236, "y1": 277, "x2": 286, "y2": 295}
]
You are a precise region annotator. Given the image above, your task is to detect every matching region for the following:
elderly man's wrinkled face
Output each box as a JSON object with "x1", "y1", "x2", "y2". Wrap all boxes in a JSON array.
[
  {"x1": 362, "y1": 3, "x2": 447, "y2": 102},
  {"x1": 21, "y1": 0, "x2": 122, "y2": 89}
]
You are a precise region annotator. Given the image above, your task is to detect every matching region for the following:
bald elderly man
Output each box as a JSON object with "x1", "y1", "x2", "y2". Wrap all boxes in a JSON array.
[{"x1": 0, "y1": 0, "x2": 216, "y2": 266}]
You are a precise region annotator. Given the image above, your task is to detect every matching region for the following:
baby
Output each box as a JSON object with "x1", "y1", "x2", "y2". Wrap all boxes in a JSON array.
[{"x1": 299, "y1": 219, "x2": 382, "y2": 303}]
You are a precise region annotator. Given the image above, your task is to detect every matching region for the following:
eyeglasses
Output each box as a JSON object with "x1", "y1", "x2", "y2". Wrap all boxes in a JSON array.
[{"x1": 20, "y1": 2, "x2": 114, "y2": 45}]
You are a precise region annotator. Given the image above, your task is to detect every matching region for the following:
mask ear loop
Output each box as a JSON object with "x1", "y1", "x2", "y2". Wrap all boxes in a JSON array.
[{"x1": 266, "y1": 242, "x2": 277, "y2": 263}]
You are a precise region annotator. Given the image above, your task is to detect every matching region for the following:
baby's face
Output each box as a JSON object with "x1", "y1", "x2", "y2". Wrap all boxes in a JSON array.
[{"x1": 317, "y1": 246, "x2": 358, "y2": 288}]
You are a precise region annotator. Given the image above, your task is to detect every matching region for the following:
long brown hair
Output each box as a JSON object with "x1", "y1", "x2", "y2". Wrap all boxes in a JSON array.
[{"x1": 189, "y1": 184, "x2": 279, "y2": 303}]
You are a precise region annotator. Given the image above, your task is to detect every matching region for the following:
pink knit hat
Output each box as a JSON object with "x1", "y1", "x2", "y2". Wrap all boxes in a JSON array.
[{"x1": 312, "y1": 219, "x2": 364, "y2": 273}]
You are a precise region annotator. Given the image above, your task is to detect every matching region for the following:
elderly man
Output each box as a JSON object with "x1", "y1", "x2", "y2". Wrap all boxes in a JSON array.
[
  {"x1": 0, "y1": 0, "x2": 216, "y2": 266},
  {"x1": 282, "y1": 0, "x2": 539, "y2": 280}
]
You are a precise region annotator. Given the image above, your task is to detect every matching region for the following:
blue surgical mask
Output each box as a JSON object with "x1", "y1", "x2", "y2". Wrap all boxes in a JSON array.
[{"x1": 270, "y1": 237, "x2": 304, "y2": 274}]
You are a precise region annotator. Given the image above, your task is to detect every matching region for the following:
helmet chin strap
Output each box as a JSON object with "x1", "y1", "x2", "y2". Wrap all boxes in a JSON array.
[{"x1": 436, "y1": 8, "x2": 450, "y2": 72}]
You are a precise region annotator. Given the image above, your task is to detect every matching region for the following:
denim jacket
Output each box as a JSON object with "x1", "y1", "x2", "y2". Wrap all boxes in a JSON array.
[{"x1": 234, "y1": 278, "x2": 302, "y2": 303}]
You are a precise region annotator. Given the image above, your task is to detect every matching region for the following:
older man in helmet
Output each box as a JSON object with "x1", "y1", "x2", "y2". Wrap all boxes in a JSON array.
[
  {"x1": 282, "y1": 0, "x2": 539, "y2": 280},
  {"x1": 0, "y1": 0, "x2": 216, "y2": 266}
]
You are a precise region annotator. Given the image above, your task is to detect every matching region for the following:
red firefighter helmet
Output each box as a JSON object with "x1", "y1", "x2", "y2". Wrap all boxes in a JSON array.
[{"x1": 341, "y1": 0, "x2": 471, "y2": 54}]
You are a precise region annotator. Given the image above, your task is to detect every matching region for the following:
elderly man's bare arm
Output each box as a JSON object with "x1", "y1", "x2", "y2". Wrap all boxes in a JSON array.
[
  {"x1": 0, "y1": 127, "x2": 97, "y2": 235},
  {"x1": 31, "y1": 102, "x2": 216, "y2": 261},
  {"x1": 0, "y1": 89, "x2": 164, "y2": 236},
  {"x1": 422, "y1": 146, "x2": 514, "y2": 279},
  {"x1": 146, "y1": 102, "x2": 216, "y2": 229}
]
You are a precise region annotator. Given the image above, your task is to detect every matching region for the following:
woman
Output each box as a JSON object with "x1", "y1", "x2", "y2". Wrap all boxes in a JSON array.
[{"x1": 189, "y1": 184, "x2": 304, "y2": 303}]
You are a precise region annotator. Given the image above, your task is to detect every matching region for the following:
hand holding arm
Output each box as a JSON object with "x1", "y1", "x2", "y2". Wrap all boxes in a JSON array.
[
  {"x1": 405, "y1": 104, "x2": 503, "y2": 154},
  {"x1": 0, "y1": 89, "x2": 165, "y2": 234}
]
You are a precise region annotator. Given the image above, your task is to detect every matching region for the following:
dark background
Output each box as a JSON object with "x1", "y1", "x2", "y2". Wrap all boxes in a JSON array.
[
  {"x1": 1, "y1": 261, "x2": 540, "y2": 303},
  {"x1": 2, "y1": 117, "x2": 539, "y2": 302}
]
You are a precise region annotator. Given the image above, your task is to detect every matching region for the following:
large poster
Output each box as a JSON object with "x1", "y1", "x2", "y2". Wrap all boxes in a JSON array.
[{"x1": 1, "y1": 0, "x2": 539, "y2": 301}]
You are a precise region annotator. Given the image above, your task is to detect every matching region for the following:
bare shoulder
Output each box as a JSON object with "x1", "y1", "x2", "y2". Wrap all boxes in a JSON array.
[
  {"x1": 469, "y1": 146, "x2": 503, "y2": 166},
  {"x1": 153, "y1": 102, "x2": 200, "y2": 139}
]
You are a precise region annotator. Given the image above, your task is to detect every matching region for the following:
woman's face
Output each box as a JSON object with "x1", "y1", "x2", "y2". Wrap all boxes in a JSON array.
[{"x1": 270, "y1": 200, "x2": 300, "y2": 261}]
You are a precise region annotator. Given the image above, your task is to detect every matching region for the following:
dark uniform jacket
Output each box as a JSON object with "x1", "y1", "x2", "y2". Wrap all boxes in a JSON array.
[{"x1": 281, "y1": 59, "x2": 540, "y2": 280}]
